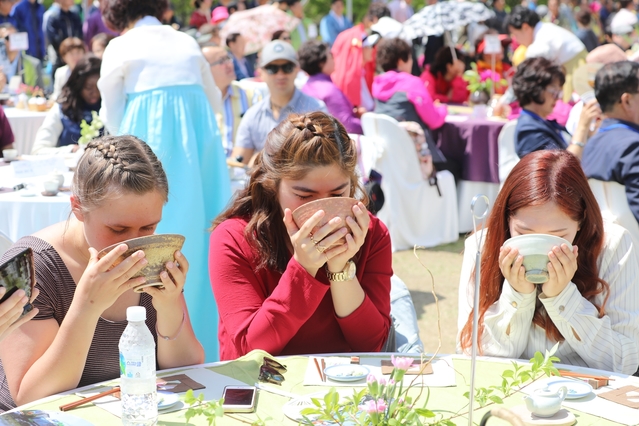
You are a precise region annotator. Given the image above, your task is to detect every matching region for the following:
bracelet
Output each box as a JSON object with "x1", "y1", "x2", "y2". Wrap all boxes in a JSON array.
[
  {"x1": 571, "y1": 141, "x2": 586, "y2": 148},
  {"x1": 156, "y1": 310, "x2": 185, "y2": 341}
]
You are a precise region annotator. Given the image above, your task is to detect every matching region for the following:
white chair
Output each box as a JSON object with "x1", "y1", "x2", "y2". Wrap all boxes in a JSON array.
[
  {"x1": 588, "y1": 179, "x2": 639, "y2": 246},
  {"x1": 498, "y1": 119, "x2": 519, "y2": 186},
  {"x1": 0, "y1": 230, "x2": 13, "y2": 257},
  {"x1": 361, "y1": 113, "x2": 459, "y2": 251},
  {"x1": 456, "y1": 181, "x2": 500, "y2": 233}
]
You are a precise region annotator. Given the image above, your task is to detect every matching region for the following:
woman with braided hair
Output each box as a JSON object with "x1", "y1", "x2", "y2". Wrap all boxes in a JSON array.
[
  {"x1": 0, "y1": 135, "x2": 204, "y2": 410},
  {"x1": 209, "y1": 111, "x2": 392, "y2": 360},
  {"x1": 99, "y1": 0, "x2": 230, "y2": 361}
]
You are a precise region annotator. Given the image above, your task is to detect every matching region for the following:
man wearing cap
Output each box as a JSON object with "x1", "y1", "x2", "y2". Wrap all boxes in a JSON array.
[
  {"x1": 231, "y1": 40, "x2": 326, "y2": 165},
  {"x1": 582, "y1": 61, "x2": 639, "y2": 223},
  {"x1": 610, "y1": 5, "x2": 639, "y2": 52},
  {"x1": 202, "y1": 44, "x2": 261, "y2": 157}
]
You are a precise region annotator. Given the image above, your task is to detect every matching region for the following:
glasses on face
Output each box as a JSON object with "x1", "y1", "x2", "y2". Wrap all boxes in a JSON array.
[
  {"x1": 545, "y1": 86, "x2": 563, "y2": 100},
  {"x1": 258, "y1": 357, "x2": 287, "y2": 385},
  {"x1": 263, "y1": 62, "x2": 295, "y2": 75},
  {"x1": 281, "y1": 36, "x2": 292, "y2": 41},
  {"x1": 209, "y1": 55, "x2": 232, "y2": 67}
]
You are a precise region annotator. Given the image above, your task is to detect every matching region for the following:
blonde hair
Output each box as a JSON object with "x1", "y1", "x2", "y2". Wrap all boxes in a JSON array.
[{"x1": 72, "y1": 135, "x2": 169, "y2": 212}]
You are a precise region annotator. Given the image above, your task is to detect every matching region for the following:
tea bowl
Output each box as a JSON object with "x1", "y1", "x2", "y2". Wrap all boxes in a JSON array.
[
  {"x1": 292, "y1": 197, "x2": 360, "y2": 247},
  {"x1": 97, "y1": 234, "x2": 185, "y2": 292},
  {"x1": 502, "y1": 234, "x2": 573, "y2": 284}
]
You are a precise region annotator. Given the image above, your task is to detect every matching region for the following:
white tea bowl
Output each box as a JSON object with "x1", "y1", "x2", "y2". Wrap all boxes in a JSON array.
[
  {"x1": 502, "y1": 234, "x2": 573, "y2": 284},
  {"x1": 2, "y1": 148, "x2": 17, "y2": 160}
]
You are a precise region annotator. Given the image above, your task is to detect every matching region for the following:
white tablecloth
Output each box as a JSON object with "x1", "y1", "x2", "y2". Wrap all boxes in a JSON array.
[
  {"x1": 4, "y1": 108, "x2": 48, "y2": 156},
  {"x1": 0, "y1": 165, "x2": 71, "y2": 242}
]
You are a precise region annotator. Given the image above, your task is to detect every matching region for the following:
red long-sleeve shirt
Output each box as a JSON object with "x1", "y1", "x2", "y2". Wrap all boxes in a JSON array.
[
  {"x1": 420, "y1": 65, "x2": 470, "y2": 104},
  {"x1": 209, "y1": 213, "x2": 392, "y2": 360}
]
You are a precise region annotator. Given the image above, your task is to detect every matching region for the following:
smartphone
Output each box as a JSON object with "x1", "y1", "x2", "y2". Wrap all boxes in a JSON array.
[
  {"x1": 222, "y1": 385, "x2": 257, "y2": 413},
  {"x1": 0, "y1": 247, "x2": 35, "y2": 316}
]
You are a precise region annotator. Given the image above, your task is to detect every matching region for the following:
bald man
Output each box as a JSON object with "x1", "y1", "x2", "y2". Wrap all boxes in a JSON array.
[{"x1": 201, "y1": 44, "x2": 261, "y2": 157}]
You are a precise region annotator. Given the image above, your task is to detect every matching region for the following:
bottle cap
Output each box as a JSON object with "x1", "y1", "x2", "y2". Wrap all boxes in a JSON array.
[{"x1": 126, "y1": 306, "x2": 147, "y2": 322}]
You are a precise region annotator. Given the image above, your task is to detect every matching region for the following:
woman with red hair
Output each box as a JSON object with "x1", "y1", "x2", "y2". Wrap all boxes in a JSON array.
[{"x1": 457, "y1": 150, "x2": 639, "y2": 374}]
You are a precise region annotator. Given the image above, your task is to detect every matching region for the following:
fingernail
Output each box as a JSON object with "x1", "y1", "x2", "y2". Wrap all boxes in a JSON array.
[
  {"x1": 353, "y1": 206, "x2": 361, "y2": 213},
  {"x1": 140, "y1": 259, "x2": 148, "y2": 265},
  {"x1": 341, "y1": 228, "x2": 348, "y2": 234},
  {"x1": 119, "y1": 244, "x2": 127, "y2": 252},
  {"x1": 167, "y1": 261, "x2": 174, "y2": 269},
  {"x1": 161, "y1": 271, "x2": 168, "y2": 279},
  {"x1": 176, "y1": 251, "x2": 182, "y2": 257},
  {"x1": 136, "y1": 250, "x2": 145, "y2": 258},
  {"x1": 15, "y1": 289, "x2": 25, "y2": 298}
]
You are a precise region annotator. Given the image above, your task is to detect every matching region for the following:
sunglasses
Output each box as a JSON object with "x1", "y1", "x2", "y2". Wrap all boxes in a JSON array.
[
  {"x1": 263, "y1": 62, "x2": 295, "y2": 75},
  {"x1": 258, "y1": 357, "x2": 287, "y2": 385},
  {"x1": 210, "y1": 55, "x2": 232, "y2": 67}
]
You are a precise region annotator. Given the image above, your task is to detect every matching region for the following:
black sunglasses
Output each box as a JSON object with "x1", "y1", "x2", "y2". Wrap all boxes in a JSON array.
[
  {"x1": 258, "y1": 357, "x2": 287, "y2": 385},
  {"x1": 264, "y1": 62, "x2": 295, "y2": 75}
]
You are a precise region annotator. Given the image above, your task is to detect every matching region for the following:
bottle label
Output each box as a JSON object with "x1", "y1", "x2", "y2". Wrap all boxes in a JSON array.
[{"x1": 119, "y1": 352, "x2": 155, "y2": 379}]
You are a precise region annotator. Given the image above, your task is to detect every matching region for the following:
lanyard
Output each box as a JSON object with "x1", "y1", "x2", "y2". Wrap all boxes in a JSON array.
[{"x1": 598, "y1": 122, "x2": 639, "y2": 135}]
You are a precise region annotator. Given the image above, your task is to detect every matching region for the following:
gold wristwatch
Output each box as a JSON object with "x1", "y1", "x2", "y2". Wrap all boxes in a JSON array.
[{"x1": 326, "y1": 260, "x2": 356, "y2": 282}]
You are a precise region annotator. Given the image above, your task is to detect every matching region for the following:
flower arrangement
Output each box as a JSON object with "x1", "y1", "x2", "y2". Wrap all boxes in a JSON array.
[
  {"x1": 78, "y1": 111, "x2": 104, "y2": 146},
  {"x1": 462, "y1": 63, "x2": 507, "y2": 95},
  {"x1": 18, "y1": 83, "x2": 44, "y2": 98}
]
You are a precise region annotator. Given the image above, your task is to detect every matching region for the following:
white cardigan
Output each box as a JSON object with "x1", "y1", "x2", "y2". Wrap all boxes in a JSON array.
[
  {"x1": 98, "y1": 16, "x2": 222, "y2": 135},
  {"x1": 31, "y1": 103, "x2": 73, "y2": 155},
  {"x1": 457, "y1": 222, "x2": 639, "y2": 374}
]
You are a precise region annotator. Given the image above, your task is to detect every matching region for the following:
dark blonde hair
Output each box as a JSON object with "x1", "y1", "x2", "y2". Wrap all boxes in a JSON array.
[
  {"x1": 59, "y1": 37, "x2": 85, "y2": 58},
  {"x1": 212, "y1": 111, "x2": 367, "y2": 272},
  {"x1": 73, "y1": 135, "x2": 169, "y2": 213}
]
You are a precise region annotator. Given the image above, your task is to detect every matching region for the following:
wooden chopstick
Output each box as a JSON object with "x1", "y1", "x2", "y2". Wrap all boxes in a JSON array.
[
  {"x1": 59, "y1": 387, "x2": 120, "y2": 412},
  {"x1": 313, "y1": 358, "x2": 324, "y2": 382},
  {"x1": 320, "y1": 359, "x2": 327, "y2": 382},
  {"x1": 558, "y1": 370, "x2": 611, "y2": 381}
]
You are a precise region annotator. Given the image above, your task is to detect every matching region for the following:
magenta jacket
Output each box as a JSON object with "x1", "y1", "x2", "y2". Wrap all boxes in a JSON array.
[
  {"x1": 372, "y1": 70, "x2": 447, "y2": 130},
  {"x1": 302, "y1": 73, "x2": 362, "y2": 134}
]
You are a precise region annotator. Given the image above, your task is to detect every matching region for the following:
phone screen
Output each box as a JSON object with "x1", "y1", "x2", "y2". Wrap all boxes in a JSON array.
[
  {"x1": 224, "y1": 388, "x2": 255, "y2": 406},
  {"x1": 0, "y1": 248, "x2": 35, "y2": 315}
]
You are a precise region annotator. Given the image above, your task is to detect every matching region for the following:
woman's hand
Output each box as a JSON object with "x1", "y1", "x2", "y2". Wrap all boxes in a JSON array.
[
  {"x1": 283, "y1": 208, "x2": 349, "y2": 277},
  {"x1": 326, "y1": 202, "x2": 370, "y2": 274},
  {"x1": 542, "y1": 244, "x2": 578, "y2": 298},
  {"x1": 0, "y1": 287, "x2": 39, "y2": 342},
  {"x1": 74, "y1": 245, "x2": 148, "y2": 315},
  {"x1": 499, "y1": 246, "x2": 535, "y2": 294},
  {"x1": 144, "y1": 250, "x2": 189, "y2": 312},
  {"x1": 574, "y1": 99, "x2": 602, "y2": 141}
]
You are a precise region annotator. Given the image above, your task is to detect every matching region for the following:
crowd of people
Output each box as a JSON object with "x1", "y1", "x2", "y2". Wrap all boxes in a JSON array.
[{"x1": 1, "y1": 0, "x2": 639, "y2": 412}]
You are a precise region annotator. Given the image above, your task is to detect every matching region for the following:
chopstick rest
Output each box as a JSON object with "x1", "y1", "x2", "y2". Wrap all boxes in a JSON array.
[{"x1": 60, "y1": 387, "x2": 121, "y2": 411}]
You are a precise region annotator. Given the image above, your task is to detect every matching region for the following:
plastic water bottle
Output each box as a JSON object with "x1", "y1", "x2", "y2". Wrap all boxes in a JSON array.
[{"x1": 119, "y1": 306, "x2": 157, "y2": 426}]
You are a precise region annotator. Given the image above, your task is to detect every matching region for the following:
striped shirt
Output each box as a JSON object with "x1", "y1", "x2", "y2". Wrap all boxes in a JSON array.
[
  {"x1": 0, "y1": 237, "x2": 158, "y2": 412},
  {"x1": 457, "y1": 222, "x2": 639, "y2": 374},
  {"x1": 216, "y1": 82, "x2": 261, "y2": 157}
]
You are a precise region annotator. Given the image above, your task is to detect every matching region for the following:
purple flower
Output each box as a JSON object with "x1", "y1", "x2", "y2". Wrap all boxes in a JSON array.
[
  {"x1": 391, "y1": 355, "x2": 413, "y2": 371},
  {"x1": 359, "y1": 398, "x2": 388, "y2": 414},
  {"x1": 367, "y1": 374, "x2": 378, "y2": 384}
]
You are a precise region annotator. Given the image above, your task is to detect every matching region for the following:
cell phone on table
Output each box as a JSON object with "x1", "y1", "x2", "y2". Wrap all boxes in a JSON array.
[
  {"x1": 222, "y1": 385, "x2": 257, "y2": 413},
  {"x1": 0, "y1": 247, "x2": 35, "y2": 316}
]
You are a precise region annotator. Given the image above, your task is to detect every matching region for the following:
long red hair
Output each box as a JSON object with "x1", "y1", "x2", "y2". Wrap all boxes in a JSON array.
[{"x1": 459, "y1": 150, "x2": 609, "y2": 352}]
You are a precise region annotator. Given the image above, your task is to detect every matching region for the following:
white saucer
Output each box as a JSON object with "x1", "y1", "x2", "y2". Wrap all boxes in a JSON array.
[
  {"x1": 323, "y1": 364, "x2": 370, "y2": 382},
  {"x1": 157, "y1": 391, "x2": 181, "y2": 410},
  {"x1": 543, "y1": 378, "x2": 593, "y2": 399}
]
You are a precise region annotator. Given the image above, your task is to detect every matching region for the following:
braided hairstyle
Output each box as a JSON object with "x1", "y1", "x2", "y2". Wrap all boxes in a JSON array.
[
  {"x1": 73, "y1": 135, "x2": 169, "y2": 213},
  {"x1": 212, "y1": 111, "x2": 367, "y2": 272}
]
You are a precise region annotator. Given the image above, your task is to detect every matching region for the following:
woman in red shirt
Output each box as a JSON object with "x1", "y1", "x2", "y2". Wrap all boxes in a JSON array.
[
  {"x1": 189, "y1": 0, "x2": 212, "y2": 29},
  {"x1": 209, "y1": 111, "x2": 392, "y2": 360},
  {"x1": 421, "y1": 46, "x2": 469, "y2": 104}
]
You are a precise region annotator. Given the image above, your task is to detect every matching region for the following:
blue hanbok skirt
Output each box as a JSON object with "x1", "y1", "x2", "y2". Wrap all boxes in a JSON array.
[{"x1": 120, "y1": 84, "x2": 231, "y2": 362}]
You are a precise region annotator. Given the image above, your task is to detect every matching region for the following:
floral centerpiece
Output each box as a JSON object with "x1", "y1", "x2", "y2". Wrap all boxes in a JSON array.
[
  {"x1": 16, "y1": 83, "x2": 47, "y2": 111},
  {"x1": 463, "y1": 63, "x2": 508, "y2": 105}
]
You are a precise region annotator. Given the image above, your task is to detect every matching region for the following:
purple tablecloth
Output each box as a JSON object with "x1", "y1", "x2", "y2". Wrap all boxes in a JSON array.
[{"x1": 435, "y1": 117, "x2": 505, "y2": 184}]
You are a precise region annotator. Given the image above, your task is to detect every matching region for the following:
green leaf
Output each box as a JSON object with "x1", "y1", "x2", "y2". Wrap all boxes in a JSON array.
[
  {"x1": 414, "y1": 408, "x2": 436, "y2": 417},
  {"x1": 502, "y1": 370, "x2": 514, "y2": 378},
  {"x1": 534, "y1": 351, "x2": 544, "y2": 366},
  {"x1": 489, "y1": 395, "x2": 504, "y2": 404}
]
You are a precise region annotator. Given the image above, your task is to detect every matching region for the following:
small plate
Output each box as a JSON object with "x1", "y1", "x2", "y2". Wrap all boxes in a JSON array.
[
  {"x1": 157, "y1": 391, "x2": 180, "y2": 410},
  {"x1": 0, "y1": 410, "x2": 94, "y2": 425},
  {"x1": 323, "y1": 364, "x2": 370, "y2": 382},
  {"x1": 545, "y1": 378, "x2": 593, "y2": 399}
]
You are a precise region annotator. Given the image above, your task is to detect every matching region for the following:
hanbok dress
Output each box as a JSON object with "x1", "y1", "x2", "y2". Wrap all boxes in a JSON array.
[{"x1": 98, "y1": 16, "x2": 230, "y2": 361}]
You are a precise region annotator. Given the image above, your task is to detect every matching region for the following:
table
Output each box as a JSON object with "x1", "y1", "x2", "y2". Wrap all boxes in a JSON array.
[
  {"x1": 435, "y1": 109, "x2": 506, "y2": 185},
  {"x1": 0, "y1": 165, "x2": 71, "y2": 242},
  {"x1": 8, "y1": 351, "x2": 631, "y2": 425},
  {"x1": 4, "y1": 108, "x2": 48, "y2": 156}
]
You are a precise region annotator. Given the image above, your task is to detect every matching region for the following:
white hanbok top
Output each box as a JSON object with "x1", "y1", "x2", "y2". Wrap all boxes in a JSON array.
[
  {"x1": 525, "y1": 22, "x2": 586, "y2": 65},
  {"x1": 98, "y1": 16, "x2": 222, "y2": 135},
  {"x1": 457, "y1": 222, "x2": 639, "y2": 374}
]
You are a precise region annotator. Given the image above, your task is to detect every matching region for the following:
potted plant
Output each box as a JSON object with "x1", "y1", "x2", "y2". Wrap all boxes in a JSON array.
[{"x1": 463, "y1": 63, "x2": 508, "y2": 106}]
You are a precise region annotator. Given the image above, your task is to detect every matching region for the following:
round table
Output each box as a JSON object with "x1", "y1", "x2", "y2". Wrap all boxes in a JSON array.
[
  {"x1": 0, "y1": 164, "x2": 71, "y2": 242},
  {"x1": 5, "y1": 351, "x2": 631, "y2": 425},
  {"x1": 4, "y1": 108, "x2": 48, "y2": 156}
]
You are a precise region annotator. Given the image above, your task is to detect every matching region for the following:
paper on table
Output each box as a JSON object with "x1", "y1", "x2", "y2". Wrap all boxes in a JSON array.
[
  {"x1": 524, "y1": 376, "x2": 639, "y2": 426},
  {"x1": 303, "y1": 356, "x2": 456, "y2": 387},
  {"x1": 75, "y1": 368, "x2": 246, "y2": 417}
]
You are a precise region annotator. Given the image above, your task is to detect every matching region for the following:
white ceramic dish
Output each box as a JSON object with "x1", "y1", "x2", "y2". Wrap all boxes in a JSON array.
[
  {"x1": 0, "y1": 410, "x2": 94, "y2": 425},
  {"x1": 544, "y1": 378, "x2": 593, "y2": 399},
  {"x1": 502, "y1": 234, "x2": 573, "y2": 284},
  {"x1": 157, "y1": 391, "x2": 181, "y2": 410},
  {"x1": 323, "y1": 364, "x2": 370, "y2": 382}
]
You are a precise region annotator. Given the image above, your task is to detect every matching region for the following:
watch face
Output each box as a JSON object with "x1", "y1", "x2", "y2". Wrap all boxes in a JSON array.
[{"x1": 346, "y1": 261, "x2": 356, "y2": 279}]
